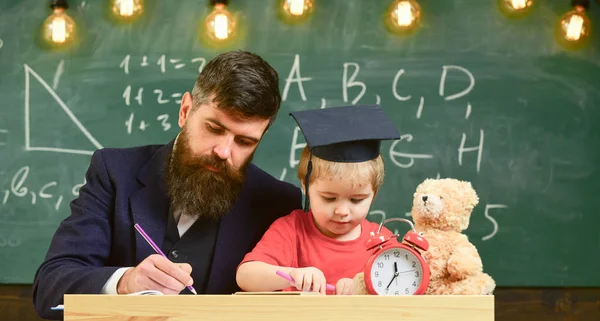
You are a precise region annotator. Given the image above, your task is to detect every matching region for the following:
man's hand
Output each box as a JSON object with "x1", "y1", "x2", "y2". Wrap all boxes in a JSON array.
[
  {"x1": 288, "y1": 267, "x2": 327, "y2": 295},
  {"x1": 117, "y1": 254, "x2": 193, "y2": 294},
  {"x1": 334, "y1": 278, "x2": 354, "y2": 295}
]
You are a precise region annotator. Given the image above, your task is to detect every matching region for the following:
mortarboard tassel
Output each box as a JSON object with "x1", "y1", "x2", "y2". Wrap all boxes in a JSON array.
[{"x1": 303, "y1": 153, "x2": 313, "y2": 212}]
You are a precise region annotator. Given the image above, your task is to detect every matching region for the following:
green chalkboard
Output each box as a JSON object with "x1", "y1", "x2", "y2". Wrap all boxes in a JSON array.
[{"x1": 1, "y1": 0, "x2": 599, "y2": 287}]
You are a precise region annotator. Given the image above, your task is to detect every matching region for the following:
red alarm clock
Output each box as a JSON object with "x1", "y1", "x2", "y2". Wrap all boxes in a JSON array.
[{"x1": 363, "y1": 218, "x2": 430, "y2": 295}]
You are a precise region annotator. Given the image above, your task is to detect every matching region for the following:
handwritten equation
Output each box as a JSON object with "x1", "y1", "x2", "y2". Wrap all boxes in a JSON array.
[
  {"x1": 118, "y1": 54, "x2": 207, "y2": 133},
  {"x1": 119, "y1": 54, "x2": 206, "y2": 75}
]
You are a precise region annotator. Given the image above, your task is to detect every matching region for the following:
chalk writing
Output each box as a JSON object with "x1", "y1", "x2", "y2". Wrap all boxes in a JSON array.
[
  {"x1": 0, "y1": 233, "x2": 20, "y2": 248},
  {"x1": 482, "y1": 204, "x2": 508, "y2": 241},
  {"x1": 392, "y1": 68, "x2": 411, "y2": 101},
  {"x1": 288, "y1": 126, "x2": 305, "y2": 168},
  {"x1": 125, "y1": 112, "x2": 173, "y2": 134},
  {"x1": 439, "y1": 65, "x2": 475, "y2": 101},
  {"x1": 119, "y1": 54, "x2": 130, "y2": 74},
  {"x1": 389, "y1": 134, "x2": 435, "y2": 168},
  {"x1": 119, "y1": 54, "x2": 207, "y2": 75},
  {"x1": 139, "y1": 120, "x2": 150, "y2": 131},
  {"x1": 52, "y1": 59, "x2": 64, "y2": 90},
  {"x1": 24, "y1": 64, "x2": 103, "y2": 156},
  {"x1": 122, "y1": 85, "x2": 143, "y2": 106},
  {"x1": 157, "y1": 54, "x2": 166, "y2": 73},
  {"x1": 458, "y1": 129, "x2": 484, "y2": 174},
  {"x1": 282, "y1": 54, "x2": 312, "y2": 102},
  {"x1": 122, "y1": 86, "x2": 182, "y2": 106},
  {"x1": 2, "y1": 166, "x2": 82, "y2": 212},
  {"x1": 157, "y1": 114, "x2": 172, "y2": 131},
  {"x1": 343, "y1": 62, "x2": 366, "y2": 105}
]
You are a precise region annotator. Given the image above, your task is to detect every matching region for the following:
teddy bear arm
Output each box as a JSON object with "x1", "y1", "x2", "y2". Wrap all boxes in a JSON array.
[
  {"x1": 350, "y1": 272, "x2": 369, "y2": 295},
  {"x1": 447, "y1": 240, "x2": 483, "y2": 279}
]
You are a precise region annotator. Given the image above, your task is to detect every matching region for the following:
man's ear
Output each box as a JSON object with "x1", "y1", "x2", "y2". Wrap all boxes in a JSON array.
[{"x1": 178, "y1": 92, "x2": 193, "y2": 128}]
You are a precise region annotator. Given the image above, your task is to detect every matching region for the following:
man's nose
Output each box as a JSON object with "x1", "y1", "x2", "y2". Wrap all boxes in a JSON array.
[{"x1": 213, "y1": 136, "x2": 233, "y2": 160}]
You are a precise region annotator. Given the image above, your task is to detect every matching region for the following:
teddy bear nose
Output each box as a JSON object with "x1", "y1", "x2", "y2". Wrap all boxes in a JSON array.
[{"x1": 422, "y1": 195, "x2": 428, "y2": 202}]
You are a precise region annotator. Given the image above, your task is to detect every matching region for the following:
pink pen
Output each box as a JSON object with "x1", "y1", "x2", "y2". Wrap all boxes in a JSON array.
[
  {"x1": 276, "y1": 270, "x2": 336, "y2": 292},
  {"x1": 134, "y1": 223, "x2": 198, "y2": 295}
]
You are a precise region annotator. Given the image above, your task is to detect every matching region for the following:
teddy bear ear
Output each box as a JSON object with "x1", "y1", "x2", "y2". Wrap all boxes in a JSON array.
[{"x1": 462, "y1": 181, "x2": 479, "y2": 206}]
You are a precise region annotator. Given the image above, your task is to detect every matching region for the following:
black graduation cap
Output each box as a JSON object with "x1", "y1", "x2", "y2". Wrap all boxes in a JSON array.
[{"x1": 289, "y1": 104, "x2": 400, "y2": 211}]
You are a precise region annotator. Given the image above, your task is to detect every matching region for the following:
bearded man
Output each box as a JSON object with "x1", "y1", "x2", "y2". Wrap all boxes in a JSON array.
[{"x1": 32, "y1": 50, "x2": 302, "y2": 320}]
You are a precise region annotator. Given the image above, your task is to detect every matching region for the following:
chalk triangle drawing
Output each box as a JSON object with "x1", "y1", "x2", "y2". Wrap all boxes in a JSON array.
[{"x1": 24, "y1": 64, "x2": 103, "y2": 156}]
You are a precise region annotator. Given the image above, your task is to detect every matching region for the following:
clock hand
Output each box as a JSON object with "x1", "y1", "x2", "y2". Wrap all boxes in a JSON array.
[
  {"x1": 385, "y1": 274, "x2": 397, "y2": 290},
  {"x1": 386, "y1": 262, "x2": 400, "y2": 290},
  {"x1": 397, "y1": 269, "x2": 415, "y2": 274}
]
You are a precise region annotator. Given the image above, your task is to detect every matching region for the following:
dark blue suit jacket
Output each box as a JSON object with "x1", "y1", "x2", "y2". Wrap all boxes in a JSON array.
[{"x1": 32, "y1": 140, "x2": 302, "y2": 320}]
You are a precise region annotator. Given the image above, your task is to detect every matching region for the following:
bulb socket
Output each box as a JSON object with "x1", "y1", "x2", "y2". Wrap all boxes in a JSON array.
[
  {"x1": 49, "y1": 0, "x2": 69, "y2": 10},
  {"x1": 570, "y1": 0, "x2": 590, "y2": 9},
  {"x1": 210, "y1": 0, "x2": 229, "y2": 7}
]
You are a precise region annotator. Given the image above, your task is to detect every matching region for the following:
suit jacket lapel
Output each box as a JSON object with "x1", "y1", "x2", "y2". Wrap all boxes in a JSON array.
[{"x1": 130, "y1": 140, "x2": 174, "y2": 263}]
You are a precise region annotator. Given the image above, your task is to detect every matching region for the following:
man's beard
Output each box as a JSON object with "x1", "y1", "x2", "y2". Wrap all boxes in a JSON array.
[{"x1": 165, "y1": 130, "x2": 252, "y2": 220}]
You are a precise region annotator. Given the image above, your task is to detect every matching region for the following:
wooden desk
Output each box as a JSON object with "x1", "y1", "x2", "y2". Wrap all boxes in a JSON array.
[{"x1": 63, "y1": 294, "x2": 494, "y2": 321}]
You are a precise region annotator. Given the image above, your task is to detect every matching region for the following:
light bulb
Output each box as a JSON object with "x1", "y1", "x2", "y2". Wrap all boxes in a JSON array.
[
  {"x1": 385, "y1": 0, "x2": 421, "y2": 35},
  {"x1": 42, "y1": 3, "x2": 76, "y2": 46},
  {"x1": 508, "y1": 0, "x2": 531, "y2": 10},
  {"x1": 279, "y1": 0, "x2": 314, "y2": 24},
  {"x1": 111, "y1": 0, "x2": 143, "y2": 20},
  {"x1": 205, "y1": 3, "x2": 236, "y2": 41},
  {"x1": 498, "y1": 0, "x2": 533, "y2": 17},
  {"x1": 282, "y1": 0, "x2": 313, "y2": 17},
  {"x1": 557, "y1": 5, "x2": 591, "y2": 48}
]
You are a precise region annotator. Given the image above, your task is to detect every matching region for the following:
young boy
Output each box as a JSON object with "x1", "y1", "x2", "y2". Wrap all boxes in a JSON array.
[{"x1": 236, "y1": 105, "x2": 400, "y2": 295}]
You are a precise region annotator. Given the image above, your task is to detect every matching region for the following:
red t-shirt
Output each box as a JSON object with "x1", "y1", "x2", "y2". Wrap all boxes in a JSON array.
[{"x1": 239, "y1": 209, "x2": 392, "y2": 294}]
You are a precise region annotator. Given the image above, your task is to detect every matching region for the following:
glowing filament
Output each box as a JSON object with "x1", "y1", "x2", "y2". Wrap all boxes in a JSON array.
[
  {"x1": 51, "y1": 17, "x2": 67, "y2": 43},
  {"x1": 289, "y1": 0, "x2": 305, "y2": 16},
  {"x1": 396, "y1": 1, "x2": 414, "y2": 26},
  {"x1": 118, "y1": 0, "x2": 135, "y2": 16},
  {"x1": 511, "y1": 0, "x2": 528, "y2": 10},
  {"x1": 213, "y1": 14, "x2": 229, "y2": 40},
  {"x1": 565, "y1": 14, "x2": 584, "y2": 41}
]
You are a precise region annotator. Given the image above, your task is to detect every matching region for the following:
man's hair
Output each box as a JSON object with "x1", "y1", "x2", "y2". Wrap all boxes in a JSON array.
[
  {"x1": 191, "y1": 50, "x2": 281, "y2": 129},
  {"x1": 296, "y1": 146, "x2": 385, "y2": 194}
]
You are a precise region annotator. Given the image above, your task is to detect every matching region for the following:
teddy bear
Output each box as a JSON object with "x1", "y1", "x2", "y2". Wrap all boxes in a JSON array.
[
  {"x1": 351, "y1": 178, "x2": 495, "y2": 295},
  {"x1": 410, "y1": 178, "x2": 495, "y2": 295}
]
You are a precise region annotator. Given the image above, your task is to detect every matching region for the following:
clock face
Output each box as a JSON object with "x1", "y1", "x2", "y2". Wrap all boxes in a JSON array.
[{"x1": 368, "y1": 247, "x2": 424, "y2": 295}]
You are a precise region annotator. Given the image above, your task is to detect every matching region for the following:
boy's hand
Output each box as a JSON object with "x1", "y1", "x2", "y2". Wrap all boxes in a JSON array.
[
  {"x1": 335, "y1": 278, "x2": 354, "y2": 295},
  {"x1": 288, "y1": 267, "x2": 327, "y2": 295}
]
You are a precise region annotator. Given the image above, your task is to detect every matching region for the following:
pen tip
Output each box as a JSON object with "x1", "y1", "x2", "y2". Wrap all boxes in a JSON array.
[{"x1": 190, "y1": 288, "x2": 198, "y2": 295}]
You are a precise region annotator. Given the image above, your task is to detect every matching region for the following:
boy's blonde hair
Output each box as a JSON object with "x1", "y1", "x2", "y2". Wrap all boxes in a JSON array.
[{"x1": 297, "y1": 146, "x2": 385, "y2": 194}]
